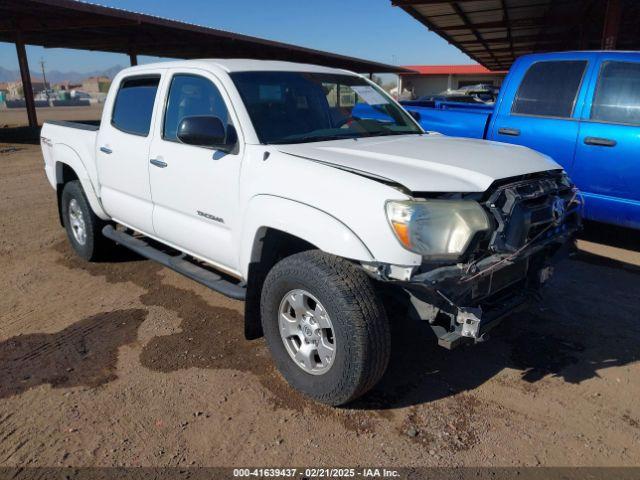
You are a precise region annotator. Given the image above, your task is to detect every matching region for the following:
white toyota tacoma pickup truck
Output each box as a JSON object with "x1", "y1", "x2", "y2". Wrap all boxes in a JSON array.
[{"x1": 41, "y1": 59, "x2": 581, "y2": 405}]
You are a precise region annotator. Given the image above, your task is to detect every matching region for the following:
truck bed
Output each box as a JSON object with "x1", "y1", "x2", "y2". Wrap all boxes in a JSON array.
[
  {"x1": 401, "y1": 100, "x2": 493, "y2": 139},
  {"x1": 45, "y1": 119, "x2": 101, "y2": 131},
  {"x1": 40, "y1": 120, "x2": 100, "y2": 191}
]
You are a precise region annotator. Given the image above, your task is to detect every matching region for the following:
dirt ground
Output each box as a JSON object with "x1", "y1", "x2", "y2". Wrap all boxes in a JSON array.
[
  {"x1": 0, "y1": 105, "x2": 104, "y2": 128},
  {"x1": 0, "y1": 142, "x2": 639, "y2": 468}
]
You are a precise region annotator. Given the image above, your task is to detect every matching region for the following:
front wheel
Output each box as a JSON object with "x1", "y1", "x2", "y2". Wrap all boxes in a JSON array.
[{"x1": 260, "y1": 251, "x2": 391, "y2": 406}]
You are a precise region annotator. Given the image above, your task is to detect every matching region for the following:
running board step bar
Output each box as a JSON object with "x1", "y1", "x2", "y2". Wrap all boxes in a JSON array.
[{"x1": 102, "y1": 225, "x2": 246, "y2": 300}]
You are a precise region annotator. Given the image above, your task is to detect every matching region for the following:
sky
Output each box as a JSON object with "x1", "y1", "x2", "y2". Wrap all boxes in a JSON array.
[{"x1": 0, "y1": 0, "x2": 473, "y2": 74}]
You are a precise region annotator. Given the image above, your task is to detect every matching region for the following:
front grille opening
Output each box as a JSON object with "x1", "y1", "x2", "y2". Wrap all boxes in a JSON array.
[{"x1": 483, "y1": 173, "x2": 578, "y2": 252}]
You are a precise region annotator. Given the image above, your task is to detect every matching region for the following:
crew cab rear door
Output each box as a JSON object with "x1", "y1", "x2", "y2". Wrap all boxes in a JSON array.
[
  {"x1": 571, "y1": 53, "x2": 640, "y2": 228},
  {"x1": 96, "y1": 72, "x2": 162, "y2": 234},
  {"x1": 488, "y1": 53, "x2": 594, "y2": 173},
  {"x1": 147, "y1": 68, "x2": 243, "y2": 275}
]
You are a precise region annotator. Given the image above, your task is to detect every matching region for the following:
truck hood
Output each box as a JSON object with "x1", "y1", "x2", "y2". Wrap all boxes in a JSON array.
[{"x1": 277, "y1": 134, "x2": 561, "y2": 192}]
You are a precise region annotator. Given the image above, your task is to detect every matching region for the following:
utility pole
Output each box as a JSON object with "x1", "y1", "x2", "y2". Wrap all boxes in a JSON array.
[{"x1": 40, "y1": 58, "x2": 49, "y2": 102}]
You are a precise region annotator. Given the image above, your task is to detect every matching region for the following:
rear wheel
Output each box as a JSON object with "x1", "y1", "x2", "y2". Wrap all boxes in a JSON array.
[
  {"x1": 61, "y1": 180, "x2": 111, "y2": 261},
  {"x1": 260, "y1": 250, "x2": 391, "y2": 406}
]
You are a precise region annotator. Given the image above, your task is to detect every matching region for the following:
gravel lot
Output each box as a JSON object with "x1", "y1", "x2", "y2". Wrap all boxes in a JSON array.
[
  {"x1": 0, "y1": 142, "x2": 639, "y2": 468},
  {"x1": 0, "y1": 105, "x2": 104, "y2": 128}
]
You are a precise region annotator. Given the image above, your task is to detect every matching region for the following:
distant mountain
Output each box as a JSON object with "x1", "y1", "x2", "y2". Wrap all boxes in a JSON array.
[
  {"x1": 46, "y1": 65, "x2": 124, "y2": 83},
  {"x1": 0, "y1": 65, "x2": 124, "y2": 84},
  {"x1": 0, "y1": 66, "x2": 33, "y2": 83}
]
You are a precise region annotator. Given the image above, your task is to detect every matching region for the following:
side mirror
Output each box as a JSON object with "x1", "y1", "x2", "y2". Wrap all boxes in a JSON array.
[
  {"x1": 408, "y1": 110, "x2": 421, "y2": 122},
  {"x1": 177, "y1": 116, "x2": 235, "y2": 152}
]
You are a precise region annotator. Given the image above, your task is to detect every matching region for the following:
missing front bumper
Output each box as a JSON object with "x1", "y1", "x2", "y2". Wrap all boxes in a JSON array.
[
  {"x1": 395, "y1": 241, "x2": 571, "y2": 350},
  {"x1": 430, "y1": 288, "x2": 538, "y2": 350}
]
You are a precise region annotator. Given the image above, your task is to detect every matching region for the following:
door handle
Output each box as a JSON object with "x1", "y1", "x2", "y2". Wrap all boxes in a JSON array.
[
  {"x1": 150, "y1": 158, "x2": 168, "y2": 168},
  {"x1": 99, "y1": 146, "x2": 112, "y2": 154},
  {"x1": 584, "y1": 136, "x2": 617, "y2": 147},
  {"x1": 498, "y1": 127, "x2": 521, "y2": 136}
]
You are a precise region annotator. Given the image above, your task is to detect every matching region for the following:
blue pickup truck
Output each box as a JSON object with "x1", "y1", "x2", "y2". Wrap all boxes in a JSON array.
[{"x1": 401, "y1": 51, "x2": 640, "y2": 230}]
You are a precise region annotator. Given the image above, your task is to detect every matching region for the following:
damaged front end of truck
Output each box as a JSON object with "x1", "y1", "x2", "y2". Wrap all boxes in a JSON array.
[{"x1": 367, "y1": 171, "x2": 582, "y2": 349}]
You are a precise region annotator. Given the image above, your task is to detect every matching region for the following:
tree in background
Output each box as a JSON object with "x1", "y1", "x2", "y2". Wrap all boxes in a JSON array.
[{"x1": 98, "y1": 80, "x2": 111, "y2": 93}]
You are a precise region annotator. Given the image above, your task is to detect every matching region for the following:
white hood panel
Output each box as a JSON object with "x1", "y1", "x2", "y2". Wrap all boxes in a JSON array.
[{"x1": 278, "y1": 134, "x2": 561, "y2": 192}]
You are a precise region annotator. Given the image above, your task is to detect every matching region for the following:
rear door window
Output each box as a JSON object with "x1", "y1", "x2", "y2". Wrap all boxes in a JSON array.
[
  {"x1": 512, "y1": 61, "x2": 587, "y2": 118},
  {"x1": 111, "y1": 76, "x2": 160, "y2": 136},
  {"x1": 590, "y1": 61, "x2": 640, "y2": 125}
]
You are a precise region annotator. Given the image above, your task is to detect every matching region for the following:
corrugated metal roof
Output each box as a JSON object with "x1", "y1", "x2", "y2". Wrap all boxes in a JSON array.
[
  {"x1": 0, "y1": 0, "x2": 409, "y2": 73},
  {"x1": 392, "y1": 0, "x2": 640, "y2": 70},
  {"x1": 401, "y1": 64, "x2": 507, "y2": 75}
]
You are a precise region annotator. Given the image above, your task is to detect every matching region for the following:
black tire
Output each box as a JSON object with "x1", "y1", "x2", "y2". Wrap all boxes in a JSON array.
[
  {"x1": 260, "y1": 250, "x2": 391, "y2": 406},
  {"x1": 61, "y1": 180, "x2": 110, "y2": 261}
]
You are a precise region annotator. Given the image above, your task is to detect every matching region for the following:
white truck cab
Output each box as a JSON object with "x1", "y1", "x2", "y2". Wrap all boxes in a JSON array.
[{"x1": 41, "y1": 59, "x2": 581, "y2": 405}]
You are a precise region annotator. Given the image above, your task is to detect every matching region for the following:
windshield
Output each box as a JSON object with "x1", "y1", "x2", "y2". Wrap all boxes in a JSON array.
[{"x1": 231, "y1": 71, "x2": 423, "y2": 144}]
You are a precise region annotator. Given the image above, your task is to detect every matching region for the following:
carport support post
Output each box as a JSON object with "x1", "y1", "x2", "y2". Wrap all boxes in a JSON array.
[
  {"x1": 15, "y1": 34, "x2": 38, "y2": 128},
  {"x1": 601, "y1": 0, "x2": 622, "y2": 50},
  {"x1": 129, "y1": 53, "x2": 138, "y2": 66}
]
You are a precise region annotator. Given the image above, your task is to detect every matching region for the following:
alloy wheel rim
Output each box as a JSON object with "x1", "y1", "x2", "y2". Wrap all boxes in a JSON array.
[
  {"x1": 278, "y1": 289, "x2": 336, "y2": 375},
  {"x1": 68, "y1": 198, "x2": 87, "y2": 245}
]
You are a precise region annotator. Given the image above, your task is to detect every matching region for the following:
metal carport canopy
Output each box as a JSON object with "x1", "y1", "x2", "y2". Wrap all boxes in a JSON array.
[
  {"x1": 1, "y1": 0, "x2": 409, "y2": 127},
  {"x1": 392, "y1": 0, "x2": 638, "y2": 71}
]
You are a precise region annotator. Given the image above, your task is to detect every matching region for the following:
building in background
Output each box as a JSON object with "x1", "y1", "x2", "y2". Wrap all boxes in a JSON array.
[
  {"x1": 0, "y1": 82, "x2": 9, "y2": 103},
  {"x1": 54, "y1": 80, "x2": 83, "y2": 92},
  {"x1": 398, "y1": 64, "x2": 506, "y2": 100},
  {"x1": 6, "y1": 81, "x2": 48, "y2": 99},
  {"x1": 81, "y1": 76, "x2": 111, "y2": 95}
]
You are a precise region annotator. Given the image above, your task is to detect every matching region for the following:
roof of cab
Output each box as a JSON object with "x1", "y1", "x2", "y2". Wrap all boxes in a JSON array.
[{"x1": 121, "y1": 58, "x2": 360, "y2": 76}]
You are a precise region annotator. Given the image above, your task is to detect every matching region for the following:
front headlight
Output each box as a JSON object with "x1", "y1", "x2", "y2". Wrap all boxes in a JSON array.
[{"x1": 386, "y1": 200, "x2": 490, "y2": 260}]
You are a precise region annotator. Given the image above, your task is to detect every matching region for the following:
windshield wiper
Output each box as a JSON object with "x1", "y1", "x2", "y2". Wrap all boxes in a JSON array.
[
  {"x1": 366, "y1": 130, "x2": 421, "y2": 137},
  {"x1": 271, "y1": 133, "x2": 361, "y2": 145}
]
